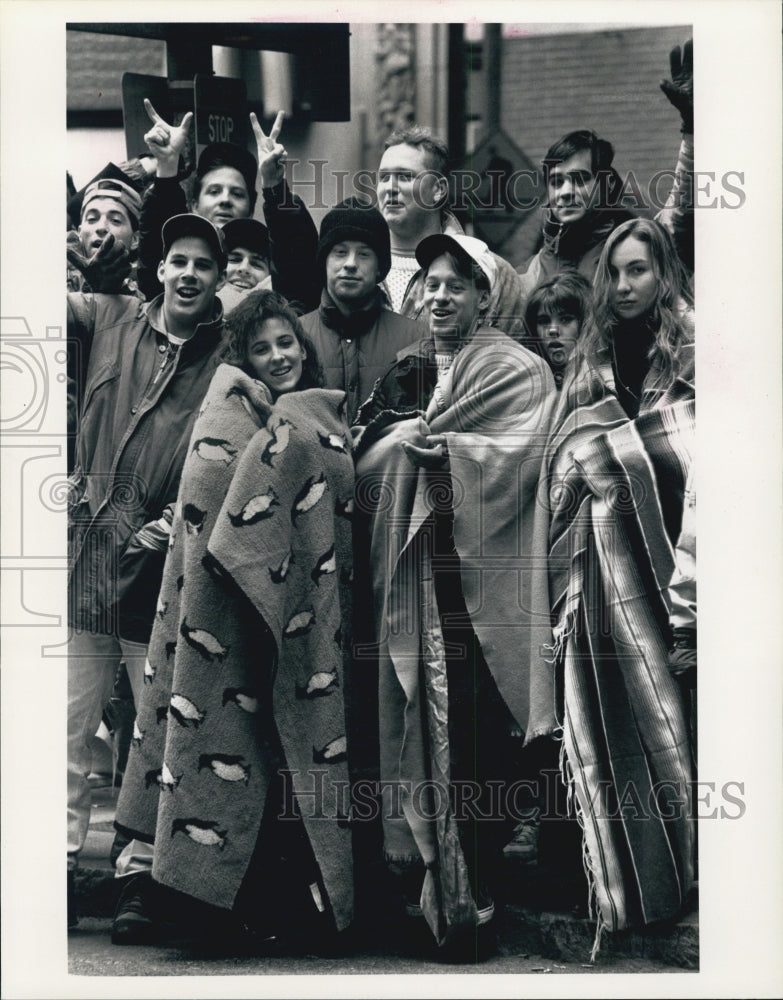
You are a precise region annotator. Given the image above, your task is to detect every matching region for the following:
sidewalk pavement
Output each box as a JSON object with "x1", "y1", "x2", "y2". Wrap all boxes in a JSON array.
[{"x1": 73, "y1": 781, "x2": 699, "y2": 970}]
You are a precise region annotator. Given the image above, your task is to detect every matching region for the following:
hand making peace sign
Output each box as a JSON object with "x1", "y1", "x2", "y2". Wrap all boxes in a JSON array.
[{"x1": 250, "y1": 110, "x2": 288, "y2": 189}]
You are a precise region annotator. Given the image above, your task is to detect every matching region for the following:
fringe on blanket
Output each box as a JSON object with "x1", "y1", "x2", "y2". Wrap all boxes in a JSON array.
[
  {"x1": 543, "y1": 610, "x2": 575, "y2": 666},
  {"x1": 558, "y1": 731, "x2": 606, "y2": 963}
]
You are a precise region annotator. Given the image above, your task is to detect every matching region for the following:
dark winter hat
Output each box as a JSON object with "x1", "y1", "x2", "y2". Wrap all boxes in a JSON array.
[
  {"x1": 316, "y1": 198, "x2": 392, "y2": 281},
  {"x1": 222, "y1": 218, "x2": 270, "y2": 260},
  {"x1": 161, "y1": 214, "x2": 227, "y2": 270},
  {"x1": 196, "y1": 142, "x2": 258, "y2": 207}
]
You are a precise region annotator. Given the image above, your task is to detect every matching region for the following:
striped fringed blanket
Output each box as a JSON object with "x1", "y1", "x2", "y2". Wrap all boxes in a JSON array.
[
  {"x1": 355, "y1": 332, "x2": 557, "y2": 945},
  {"x1": 543, "y1": 358, "x2": 695, "y2": 951}
]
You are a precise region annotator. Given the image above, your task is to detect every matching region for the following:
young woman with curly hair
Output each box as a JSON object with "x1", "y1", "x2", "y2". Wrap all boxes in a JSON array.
[
  {"x1": 219, "y1": 287, "x2": 324, "y2": 395},
  {"x1": 112, "y1": 284, "x2": 355, "y2": 953}
]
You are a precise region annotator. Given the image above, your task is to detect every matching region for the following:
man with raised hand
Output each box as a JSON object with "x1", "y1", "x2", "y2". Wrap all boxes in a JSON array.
[
  {"x1": 67, "y1": 215, "x2": 227, "y2": 928},
  {"x1": 250, "y1": 109, "x2": 321, "y2": 312},
  {"x1": 136, "y1": 103, "x2": 318, "y2": 311},
  {"x1": 66, "y1": 171, "x2": 144, "y2": 296},
  {"x1": 518, "y1": 39, "x2": 694, "y2": 299}
]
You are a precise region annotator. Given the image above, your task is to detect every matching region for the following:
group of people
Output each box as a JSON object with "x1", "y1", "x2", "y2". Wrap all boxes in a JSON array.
[{"x1": 66, "y1": 39, "x2": 697, "y2": 962}]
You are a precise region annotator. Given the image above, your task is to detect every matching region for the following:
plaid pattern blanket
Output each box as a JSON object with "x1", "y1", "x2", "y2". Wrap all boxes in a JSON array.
[{"x1": 544, "y1": 355, "x2": 695, "y2": 945}]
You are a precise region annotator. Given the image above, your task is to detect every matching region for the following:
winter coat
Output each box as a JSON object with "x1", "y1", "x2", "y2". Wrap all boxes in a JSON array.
[
  {"x1": 300, "y1": 291, "x2": 426, "y2": 424},
  {"x1": 519, "y1": 135, "x2": 694, "y2": 299},
  {"x1": 518, "y1": 205, "x2": 635, "y2": 301},
  {"x1": 67, "y1": 291, "x2": 223, "y2": 640}
]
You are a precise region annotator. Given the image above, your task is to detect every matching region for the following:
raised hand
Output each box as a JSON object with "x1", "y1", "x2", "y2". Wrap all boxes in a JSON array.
[
  {"x1": 67, "y1": 233, "x2": 132, "y2": 294},
  {"x1": 143, "y1": 99, "x2": 194, "y2": 176},
  {"x1": 660, "y1": 39, "x2": 693, "y2": 133},
  {"x1": 250, "y1": 110, "x2": 288, "y2": 189}
]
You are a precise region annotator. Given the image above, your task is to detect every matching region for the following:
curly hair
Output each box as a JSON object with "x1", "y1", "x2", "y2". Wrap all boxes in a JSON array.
[
  {"x1": 580, "y1": 218, "x2": 694, "y2": 395},
  {"x1": 219, "y1": 289, "x2": 323, "y2": 390}
]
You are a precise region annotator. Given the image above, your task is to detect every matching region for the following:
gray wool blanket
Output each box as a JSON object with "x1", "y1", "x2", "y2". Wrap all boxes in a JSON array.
[{"x1": 115, "y1": 364, "x2": 355, "y2": 930}]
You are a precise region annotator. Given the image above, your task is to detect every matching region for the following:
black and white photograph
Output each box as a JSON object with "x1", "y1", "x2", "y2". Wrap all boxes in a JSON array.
[{"x1": 1, "y1": 2, "x2": 781, "y2": 997}]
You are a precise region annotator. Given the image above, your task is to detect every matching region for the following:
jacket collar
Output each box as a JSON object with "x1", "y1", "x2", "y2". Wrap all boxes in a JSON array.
[
  {"x1": 144, "y1": 292, "x2": 225, "y2": 349},
  {"x1": 319, "y1": 288, "x2": 383, "y2": 338},
  {"x1": 541, "y1": 206, "x2": 634, "y2": 261}
]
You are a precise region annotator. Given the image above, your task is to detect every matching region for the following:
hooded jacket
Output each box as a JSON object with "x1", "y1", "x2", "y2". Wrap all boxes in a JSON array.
[{"x1": 67, "y1": 291, "x2": 224, "y2": 640}]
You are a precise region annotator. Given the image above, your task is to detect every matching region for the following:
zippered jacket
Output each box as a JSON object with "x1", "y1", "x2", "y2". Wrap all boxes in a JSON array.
[{"x1": 67, "y1": 291, "x2": 223, "y2": 638}]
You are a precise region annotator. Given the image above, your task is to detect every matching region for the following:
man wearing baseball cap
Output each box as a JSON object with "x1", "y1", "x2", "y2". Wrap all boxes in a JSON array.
[
  {"x1": 66, "y1": 214, "x2": 227, "y2": 926},
  {"x1": 217, "y1": 217, "x2": 273, "y2": 314},
  {"x1": 66, "y1": 169, "x2": 144, "y2": 295},
  {"x1": 298, "y1": 198, "x2": 425, "y2": 424},
  {"x1": 352, "y1": 231, "x2": 556, "y2": 957}
]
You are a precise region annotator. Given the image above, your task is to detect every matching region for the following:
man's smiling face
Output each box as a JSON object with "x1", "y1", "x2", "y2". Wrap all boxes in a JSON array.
[{"x1": 157, "y1": 236, "x2": 224, "y2": 334}]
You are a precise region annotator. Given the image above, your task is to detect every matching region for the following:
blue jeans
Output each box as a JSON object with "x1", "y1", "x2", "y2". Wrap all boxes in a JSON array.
[{"x1": 67, "y1": 630, "x2": 146, "y2": 870}]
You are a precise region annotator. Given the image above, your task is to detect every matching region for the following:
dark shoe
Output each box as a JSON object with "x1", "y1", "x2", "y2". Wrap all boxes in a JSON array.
[
  {"x1": 111, "y1": 873, "x2": 166, "y2": 945},
  {"x1": 503, "y1": 819, "x2": 539, "y2": 864}
]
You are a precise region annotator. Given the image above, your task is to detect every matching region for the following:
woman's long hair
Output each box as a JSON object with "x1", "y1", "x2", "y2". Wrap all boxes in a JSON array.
[
  {"x1": 580, "y1": 218, "x2": 694, "y2": 395},
  {"x1": 219, "y1": 288, "x2": 324, "y2": 390}
]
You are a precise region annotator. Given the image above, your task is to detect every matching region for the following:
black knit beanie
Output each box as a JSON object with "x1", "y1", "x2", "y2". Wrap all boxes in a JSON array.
[{"x1": 316, "y1": 198, "x2": 391, "y2": 280}]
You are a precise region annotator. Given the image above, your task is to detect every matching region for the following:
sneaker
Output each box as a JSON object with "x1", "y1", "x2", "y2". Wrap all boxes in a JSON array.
[
  {"x1": 438, "y1": 888, "x2": 497, "y2": 964},
  {"x1": 476, "y1": 885, "x2": 495, "y2": 926},
  {"x1": 111, "y1": 873, "x2": 164, "y2": 945},
  {"x1": 503, "y1": 819, "x2": 539, "y2": 863}
]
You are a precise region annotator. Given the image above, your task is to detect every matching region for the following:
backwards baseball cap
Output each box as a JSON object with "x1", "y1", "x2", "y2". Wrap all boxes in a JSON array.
[
  {"x1": 81, "y1": 178, "x2": 143, "y2": 227},
  {"x1": 161, "y1": 214, "x2": 227, "y2": 270},
  {"x1": 316, "y1": 198, "x2": 392, "y2": 280},
  {"x1": 415, "y1": 233, "x2": 497, "y2": 291},
  {"x1": 68, "y1": 163, "x2": 144, "y2": 230},
  {"x1": 196, "y1": 142, "x2": 258, "y2": 210},
  {"x1": 222, "y1": 218, "x2": 270, "y2": 259}
]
